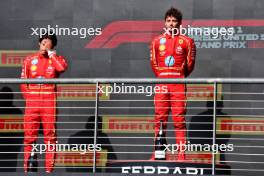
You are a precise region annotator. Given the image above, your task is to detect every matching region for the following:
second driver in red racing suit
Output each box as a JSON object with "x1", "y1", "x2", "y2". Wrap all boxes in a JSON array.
[
  {"x1": 20, "y1": 33, "x2": 67, "y2": 173},
  {"x1": 150, "y1": 7, "x2": 196, "y2": 161}
]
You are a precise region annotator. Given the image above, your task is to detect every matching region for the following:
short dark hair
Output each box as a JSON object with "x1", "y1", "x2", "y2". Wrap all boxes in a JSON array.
[
  {"x1": 164, "y1": 7, "x2": 182, "y2": 23},
  {"x1": 39, "y1": 33, "x2": 57, "y2": 48}
]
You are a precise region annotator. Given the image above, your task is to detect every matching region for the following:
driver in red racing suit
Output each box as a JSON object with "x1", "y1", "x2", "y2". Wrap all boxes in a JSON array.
[
  {"x1": 20, "y1": 33, "x2": 67, "y2": 173},
  {"x1": 150, "y1": 7, "x2": 196, "y2": 161}
]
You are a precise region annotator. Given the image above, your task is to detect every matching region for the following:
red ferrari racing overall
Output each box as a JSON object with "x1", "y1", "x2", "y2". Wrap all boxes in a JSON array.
[
  {"x1": 150, "y1": 32, "x2": 196, "y2": 160},
  {"x1": 21, "y1": 52, "x2": 67, "y2": 172}
]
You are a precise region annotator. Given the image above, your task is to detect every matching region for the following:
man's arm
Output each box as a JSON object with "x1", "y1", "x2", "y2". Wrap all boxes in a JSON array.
[
  {"x1": 48, "y1": 50, "x2": 68, "y2": 72},
  {"x1": 150, "y1": 40, "x2": 159, "y2": 77},
  {"x1": 20, "y1": 57, "x2": 29, "y2": 99},
  {"x1": 186, "y1": 38, "x2": 196, "y2": 77}
]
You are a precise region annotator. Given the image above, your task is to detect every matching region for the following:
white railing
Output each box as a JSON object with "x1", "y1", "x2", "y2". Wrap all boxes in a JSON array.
[{"x1": 0, "y1": 78, "x2": 264, "y2": 175}]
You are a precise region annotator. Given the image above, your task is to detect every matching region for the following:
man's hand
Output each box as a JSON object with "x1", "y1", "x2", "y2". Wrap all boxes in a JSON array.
[{"x1": 46, "y1": 49, "x2": 56, "y2": 58}]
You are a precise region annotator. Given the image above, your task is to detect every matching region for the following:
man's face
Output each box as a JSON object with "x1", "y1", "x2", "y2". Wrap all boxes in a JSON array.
[
  {"x1": 39, "y1": 38, "x2": 53, "y2": 55},
  {"x1": 165, "y1": 16, "x2": 181, "y2": 30}
]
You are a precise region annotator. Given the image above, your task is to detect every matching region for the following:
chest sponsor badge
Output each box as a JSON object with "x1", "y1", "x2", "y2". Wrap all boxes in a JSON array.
[
  {"x1": 176, "y1": 46, "x2": 184, "y2": 55},
  {"x1": 30, "y1": 65, "x2": 37, "y2": 71},
  {"x1": 159, "y1": 38, "x2": 166, "y2": 44},
  {"x1": 179, "y1": 39, "x2": 183, "y2": 44},
  {"x1": 159, "y1": 51, "x2": 165, "y2": 56},
  {"x1": 31, "y1": 58, "x2": 38, "y2": 65},
  {"x1": 159, "y1": 45, "x2": 166, "y2": 51},
  {"x1": 47, "y1": 66, "x2": 53, "y2": 71},
  {"x1": 165, "y1": 56, "x2": 175, "y2": 67}
]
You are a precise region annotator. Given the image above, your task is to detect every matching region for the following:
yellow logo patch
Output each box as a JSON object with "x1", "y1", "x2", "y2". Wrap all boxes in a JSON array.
[
  {"x1": 159, "y1": 45, "x2": 166, "y2": 51},
  {"x1": 179, "y1": 39, "x2": 183, "y2": 44},
  {"x1": 31, "y1": 65, "x2": 37, "y2": 71}
]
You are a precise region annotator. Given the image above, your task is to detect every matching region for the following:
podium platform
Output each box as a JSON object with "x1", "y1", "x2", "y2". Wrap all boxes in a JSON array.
[{"x1": 106, "y1": 160, "x2": 231, "y2": 175}]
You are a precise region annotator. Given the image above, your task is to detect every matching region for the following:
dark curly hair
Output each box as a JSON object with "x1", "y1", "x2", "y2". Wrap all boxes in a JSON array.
[
  {"x1": 39, "y1": 32, "x2": 57, "y2": 48},
  {"x1": 164, "y1": 7, "x2": 182, "y2": 23}
]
